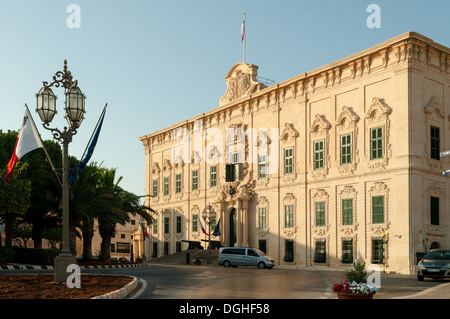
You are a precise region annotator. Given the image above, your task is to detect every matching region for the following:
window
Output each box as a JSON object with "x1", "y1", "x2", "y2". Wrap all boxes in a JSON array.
[
  {"x1": 342, "y1": 199, "x2": 353, "y2": 225},
  {"x1": 372, "y1": 238, "x2": 384, "y2": 264},
  {"x1": 164, "y1": 217, "x2": 169, "y2": 234},
  {"x1": 340, "y1": 134, "x2": 352, "y2": 165},
  {"x1": 192, "y1": 170, "x2": 198, "y2": 191},
  {"x1": 259, "y1": 240, "x2": 267, "y2": 254},
  {"x1": 258, "y1": 153, "x2": 266, "y2": 179},
  {"x1": 342, "y1": 239, "x2": 353, "y2": 264},
  {"x1": 153, "y1": 219, "x2": 158, "y2": 235},
  {"x1": 176, "y1": 216, "x2": 182, "y2": 233},
  {"x1": 285, "y1": 205, "x2": 294, "y2": 228},
  {"x1": 431, "y1": 126, "x2": 440, "y2": 160},
  {"x1": 314, "y1": 239, "x2": 326, "y2": 263},
  {"x1": 192, "y1": 214, "x2": 198, "y2": 232},
  {"x1": 315, "y1": 202, "x2": 325, "y2": 227},
  {"x1": 152, "y1": 179, "x2": 158, "y2": 197},
  {"x1": 175, "y1": 174, "x2": 181, "y2": 194},
  {"x1": 210, "y1": 166, "x2": 217, "y2": 187},
  {"x1": 117, "y1": 243, "x2": 131, "y2": 254},
  {"x1": 226, "y1": 152, "x2": 241, "y2": 182},
  {"x1": 163, "y1": 176, "x2": 169, "y2": 196},
  {"x1": 284, "y1": 147, "x2": 293, "y2": 174},
  {"x1": 430, "y1": 196, "x2": 440, "y2": 226},
  {"x1": 372, "y1": 196, "x2": 384, "y2": 224},
  {"x1": 284, "y1": 239, "x2": 294, "y2": 262},
  {"x1": 370, "y1": 127, "x2": 383, "y2": 160},
  {"x1": 258, "y1": 207, "x2": 266, "y2": 229},
  {"x1": 313, "y1": 140, "x2": 324, "y2": 169}
]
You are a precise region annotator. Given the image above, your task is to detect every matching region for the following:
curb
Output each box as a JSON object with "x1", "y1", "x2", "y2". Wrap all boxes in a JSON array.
[
  {"x1": 0, "y1": 263, "x2": 146, "y2": 270},
  {"x1": 91, "y1": 275, "x2": 139, "y2": 299}
]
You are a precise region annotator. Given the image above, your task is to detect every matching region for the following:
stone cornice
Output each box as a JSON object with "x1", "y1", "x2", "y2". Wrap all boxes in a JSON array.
[{"x1": 140, "y1": 32, "x2": 450, "y2": 147}]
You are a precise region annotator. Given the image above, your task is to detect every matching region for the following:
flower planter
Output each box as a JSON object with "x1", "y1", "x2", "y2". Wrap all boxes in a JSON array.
[
  {"x1": 336, "y1": 292, "x2": 374, "y2": 299},
  {"x1": 194, "y1": 260, "x2": 202, "y2": 265}
]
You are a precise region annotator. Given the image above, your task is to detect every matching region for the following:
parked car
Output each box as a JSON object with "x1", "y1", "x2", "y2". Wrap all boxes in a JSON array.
[
  {"x1": 218, "y1": 247, "x2": 275, "y2": 269},
  {"x1": 417, "y1": 249, "x2": 450, "y2": 281}
]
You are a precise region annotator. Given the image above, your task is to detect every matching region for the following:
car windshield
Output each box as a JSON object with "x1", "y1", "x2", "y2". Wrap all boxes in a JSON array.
[{"x1": 424, "y1": 251, "x2": 450, "y2": 260}]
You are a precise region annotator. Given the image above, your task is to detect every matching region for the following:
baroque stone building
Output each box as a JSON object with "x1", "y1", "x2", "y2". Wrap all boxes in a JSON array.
[{"x1": 139, "y1": 32, "x2": 450, "y2": 274}]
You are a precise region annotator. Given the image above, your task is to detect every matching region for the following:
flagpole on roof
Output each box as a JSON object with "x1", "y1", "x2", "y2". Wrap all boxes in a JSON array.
[
  {"x1": 24, "y1": 103, "x2": 62, "y2": 186},
  {"x1": 242, "y1": 13, "x2": 246, "y2": 64}
]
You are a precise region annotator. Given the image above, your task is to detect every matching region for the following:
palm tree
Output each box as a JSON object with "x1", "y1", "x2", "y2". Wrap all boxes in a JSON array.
[
  {"x1": 68, "y1": 163, "x2": 103, "y2": 258},
  {"x1": 96, "y1": 167, "x2": 154, "y2": 261}
]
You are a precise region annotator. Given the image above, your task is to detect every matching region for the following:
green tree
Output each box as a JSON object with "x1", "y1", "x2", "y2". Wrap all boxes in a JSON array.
[
  {"x1": 21, "y1": 140, "x2": 62, "y2": 249},
  {"x1": 69, "y1": 162, "x2": 104, "y2": 259},
  {"x1": 96, "y1": 167, "x2": 154, "y2": 261},
  {"x1": 0, "y1": 162, "x2": 32, "y2": 246}
]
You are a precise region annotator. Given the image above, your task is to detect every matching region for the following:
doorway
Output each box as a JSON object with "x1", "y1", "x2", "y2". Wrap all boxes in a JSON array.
[{"x1": 229, "y1": 208, "x2": 237, "y2": 247}]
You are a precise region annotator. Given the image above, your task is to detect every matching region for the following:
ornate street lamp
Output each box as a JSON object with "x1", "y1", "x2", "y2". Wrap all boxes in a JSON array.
[
  {"x1": 35, "y1": 60, "x2": 86, "y2": 282},
  {"x1": 202, "y1": 203, "x2": 216, "y2": 265},
  {"x1": 139, "y1": 217, "x2": 147, "y2": 261}
]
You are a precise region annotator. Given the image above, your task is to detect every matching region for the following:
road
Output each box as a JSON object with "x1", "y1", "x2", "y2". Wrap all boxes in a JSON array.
[{"x1": 1, "y1": 263, "x2": 449, "y2": 300}]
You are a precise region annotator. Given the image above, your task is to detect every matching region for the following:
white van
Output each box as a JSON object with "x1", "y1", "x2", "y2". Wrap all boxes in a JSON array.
[{"x1": 218, "y1": 247, "x2": 275, "y2": 269}]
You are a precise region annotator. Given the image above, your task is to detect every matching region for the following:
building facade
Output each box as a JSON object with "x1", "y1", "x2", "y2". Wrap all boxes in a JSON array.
[{"x1": 139, "y1": 32, "x2": 450, "y2": 274}]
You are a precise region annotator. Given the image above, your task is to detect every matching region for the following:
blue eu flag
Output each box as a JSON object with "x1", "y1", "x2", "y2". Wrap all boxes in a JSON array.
[{"x1": 69, "y1": 105, "x2": 107, "y2": 184}]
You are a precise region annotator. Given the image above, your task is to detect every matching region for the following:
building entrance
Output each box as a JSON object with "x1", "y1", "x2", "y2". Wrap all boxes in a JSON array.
[{"x1": 229, "y1": 208, "x2": 237, "y2": 247}]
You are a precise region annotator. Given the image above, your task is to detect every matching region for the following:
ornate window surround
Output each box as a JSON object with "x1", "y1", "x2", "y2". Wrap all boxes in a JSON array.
[
  {"x1": 424, "y1": 181, "x2": 445, "y2": 237},
  {"x1": 335, "y1": 105, "x2": 360, "y2": 175},
  {"x1": 151, "y1": 162, "x2": 161, "y2": 204},
  {"x1": 424, "y1": 96, "x2": 445, "y2": 171},
  {"x1": 280, "y1": 123, "x2": 299, "y2": 183},
  {"x1": 162, "y1": 159, "x2": 172, "y2": 202},
  {"x1": 282, "y1": 193, "x2": 298, "y2": 238},
  {"x1": 310, "y1": 114, "x2": 331, "y2": 179},
  {"x1": 256, "y1": 196, "x2": 270, "y2": 239},
  {"x1": 311, "y1": 188, "x2": 330, "y2": 237},
  {"x1": 364, "y1": 97, "x2": 392, "y2": 171},
  {"x1": 337, "y1": 185, "x2": 358, "y2": 236}
]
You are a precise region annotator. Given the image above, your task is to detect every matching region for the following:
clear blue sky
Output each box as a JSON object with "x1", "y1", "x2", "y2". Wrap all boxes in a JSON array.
[{"x1": 0, "y1": 0, "x2": 449, "y2": 197}]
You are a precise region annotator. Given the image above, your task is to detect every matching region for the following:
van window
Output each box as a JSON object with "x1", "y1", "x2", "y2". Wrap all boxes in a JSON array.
[
  {"x1": 248, "y1": 249, "x2": 258, "y2": 257},
  {"x1": 222, "y1": 248, "x2": 245, "y2": 255}
]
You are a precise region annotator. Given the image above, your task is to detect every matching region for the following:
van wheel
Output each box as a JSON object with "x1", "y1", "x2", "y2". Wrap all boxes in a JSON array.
[
  {"x1": 417, "y1": 275, "x2": 424, "y2": 281},
  {"x1": 223, "y1": 260, "x2": 231, "y2": 268},
  {"x1": 257, "y1": 262, "x2": 266, "y2": 269}
]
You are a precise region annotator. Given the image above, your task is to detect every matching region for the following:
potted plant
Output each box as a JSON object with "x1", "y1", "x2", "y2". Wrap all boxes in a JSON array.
[
  {"x1": 333, "y1": 261, "x2": 378, "y2": 299},
  {"x1": 194, "y1": 257, "x2": 202, "y2": 265}
]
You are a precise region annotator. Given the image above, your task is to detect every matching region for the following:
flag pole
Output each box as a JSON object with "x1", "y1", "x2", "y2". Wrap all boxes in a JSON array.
[
  {"x1": 242, "y1": 13, "x2": 246, "y2": 64},
  {"x1": 24, "y1": 104, "x2": 62, "y2": 186},
  {"x1": 69, "y1": 103, "x2": 107, "y2": 185},
  {"x1": 77, "y1": 103, "x2": 108, "y2": 165}
]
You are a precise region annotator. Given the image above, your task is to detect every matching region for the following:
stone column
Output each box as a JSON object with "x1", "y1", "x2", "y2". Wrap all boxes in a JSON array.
[
  {"x1": 236, "y1": 200, "x2": 242, "y2": 247},
  {"x1": 242, "y1": 200, "x2": 249, "y2": 247}
]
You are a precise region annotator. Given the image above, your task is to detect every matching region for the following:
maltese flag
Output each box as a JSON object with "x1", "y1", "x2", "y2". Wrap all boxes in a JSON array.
[
  {"x1": 199, "y1": 219, "x2": 208, "y2": 235},
  {"x1": 5, "y1": 109, "x2": 44, "y2": 182}
]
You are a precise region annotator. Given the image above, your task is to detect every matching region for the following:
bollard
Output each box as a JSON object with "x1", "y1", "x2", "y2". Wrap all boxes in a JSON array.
[{"x1": 186, "y1": 252, "x2": 190, "y2": 264}]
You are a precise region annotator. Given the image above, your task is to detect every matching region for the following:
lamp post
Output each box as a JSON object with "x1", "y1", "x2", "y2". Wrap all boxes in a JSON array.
[
  {"x1": 35, "y1": 60, "x2": 86, "y2": 282},
  {"x1": 139, "y1": 217, "x2": 147, "y2": 261},
  {"x1": 202, "y1": 203, "x2": 216, "y2": 265}
]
